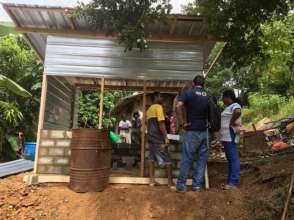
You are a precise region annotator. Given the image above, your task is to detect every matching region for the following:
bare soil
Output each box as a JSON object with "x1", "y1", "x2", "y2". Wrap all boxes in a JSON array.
[{"x1": 0, "y1": 154, "x2": 293, "y2": 220}]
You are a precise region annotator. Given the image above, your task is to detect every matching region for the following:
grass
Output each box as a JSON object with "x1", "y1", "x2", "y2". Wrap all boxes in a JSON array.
[
  {"x1": 0, "y1": 22, "x2": 16, "y2": 36},
  {"x1": 243, "y1": 96, "x2": 294, "y2": 126}
]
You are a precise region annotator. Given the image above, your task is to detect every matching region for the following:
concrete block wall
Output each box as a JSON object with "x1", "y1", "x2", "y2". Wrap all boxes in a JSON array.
[
  {"x1": 37, "y1": 130, "x2": 72, "y2": 175},
  {"x1": 145, "y1": 142, "x2": 191, "y2": 178}
]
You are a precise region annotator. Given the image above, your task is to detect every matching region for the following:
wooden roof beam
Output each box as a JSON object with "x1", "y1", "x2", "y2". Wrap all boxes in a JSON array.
[{"x1": 15, "y1": 27, "x2": 221, "y2": 43}]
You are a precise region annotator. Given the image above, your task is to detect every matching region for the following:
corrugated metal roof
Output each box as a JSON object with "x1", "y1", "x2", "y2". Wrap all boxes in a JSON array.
[
  {"x1": 45, "y1": 36, "x2": 203, "y2": 80},
  {"x1": 2, "y1": 3, "x2": 216, "y2": 62},
  {"x1": 0, "y1": 159, "x2": 34, "y2": 178}
]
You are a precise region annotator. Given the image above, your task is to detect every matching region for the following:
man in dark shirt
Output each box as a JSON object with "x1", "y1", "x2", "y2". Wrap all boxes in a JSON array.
[
  {"x1": 147, "y1": 92, "x2": 173, "y2": 187},
  {"x1": 176, "y1": 75, "x2": 209, "y2": 192}
]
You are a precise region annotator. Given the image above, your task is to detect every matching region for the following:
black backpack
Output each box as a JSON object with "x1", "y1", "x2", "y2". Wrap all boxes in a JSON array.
[{"x1": 208, "y1": 95, "x2": 221, "y2": 132}]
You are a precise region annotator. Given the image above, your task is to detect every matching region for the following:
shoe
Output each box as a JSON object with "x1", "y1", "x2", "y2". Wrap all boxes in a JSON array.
[
  {"x1": 175, "y1": 186, "x2": 187, "y2": 193},
  {"x1": 192, "y1": 187, "x2": 202, "y2": 192},
  {"x1": 223, "y1": 184, "x2": 238, "y2": 190}
]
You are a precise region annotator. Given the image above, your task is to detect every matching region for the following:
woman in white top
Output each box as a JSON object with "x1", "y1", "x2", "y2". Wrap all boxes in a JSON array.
[{"x1": 220, "y1": 89, "x2": 242, "y2": 190}]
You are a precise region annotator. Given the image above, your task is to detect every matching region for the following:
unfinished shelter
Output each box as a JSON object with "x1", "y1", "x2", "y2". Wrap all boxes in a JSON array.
[{"x1": 3, "y1": 3, "x2": 218, "y2": 184}]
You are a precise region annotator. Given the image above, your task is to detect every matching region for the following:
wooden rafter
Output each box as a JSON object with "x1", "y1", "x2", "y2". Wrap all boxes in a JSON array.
[
  {"x1": 15, "y1": 27, "x2": 220, "y2": 43},
  {"x1": 2, "y1": 5, "x2": 44, "y2": 61}
]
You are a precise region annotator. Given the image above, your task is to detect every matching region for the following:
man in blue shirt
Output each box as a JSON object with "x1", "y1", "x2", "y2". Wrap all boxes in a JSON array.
[{"x1": 176, "y1": 75, "x2": 209, "y2": 192}]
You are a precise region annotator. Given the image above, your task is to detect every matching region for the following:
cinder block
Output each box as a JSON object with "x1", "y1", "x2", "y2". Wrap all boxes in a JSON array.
[
  {"x1": 170, "y1": 153, "x2": 181, "y2": 160},
  {"x1": 40, "y1": 140, "x2": 55, "y2": 147},
  {"x1": 64, "y1": 149, "x2": 71, "y2": 156},
  {"x1": 39, "y1": 157, "x2": 53, "y2": 164},
  {"x1": 62, "y1": 166, "x2": 70, "y2": 175},
  {"x1": 168, "y1": 144, "x2": 177, "y2": 152},
  {"x1": 155, "y1": 169, "x2": 167, "y2": 178},
  {"x1": 65, "y1": 131, "x2": 72, "y2": 139},
  {"x1": 49, "y1": 148, "x2": 64, "y2": 156},
  {"x1": 47, "y1": 166, "x2": 63, "y2": 174},
  {"x1": 56, "y1": 140, "x2": 71, "y2": 147},
  {"x1": 55, "y1": 158, "x2": 69, "y2": 165},
  {"x1": 50, "y1": 130, "x2": 66, "y2": 139},
  {"x1": 39, "y1": 148, "x2": 48, "y2": 156},
  {"x1": 41, "y1": 130, "x2": 49, "y2": 138},
  {"x1": 37, "y1": 165, "x2": 48, "y2": 173}
]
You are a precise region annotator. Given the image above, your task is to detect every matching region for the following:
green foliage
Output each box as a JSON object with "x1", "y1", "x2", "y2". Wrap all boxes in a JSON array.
[
  {"x1": 0, "y1": 101, "x2": 23, "y2": 125},
  {"x1": 73, "y1": 0, "x2": 172, "y2": 51},
  {"x1": 184, "y1": 0, "x2": 293, "y2": 64},
  {"x1": 259, "y1": 14, "x2": 294, "y2": 96},
  {"x1": 183, "y1": 1, "x2": 294, "y2": 104},
  {"x1": 0, "y1": 22, "x2": 16, "y2": 36},
  {"x1": 0, "y1": 34, "x2": 42, "y2": 161},
  {"x1": 0, "y1": 74, "x2": 31, "y2": 97},
  {"x1": 78, "y1": 90, "x2": 129, "y2": 129},
  {"x1": 242, "y1": 93, "x2": 294, "y2": 124}
]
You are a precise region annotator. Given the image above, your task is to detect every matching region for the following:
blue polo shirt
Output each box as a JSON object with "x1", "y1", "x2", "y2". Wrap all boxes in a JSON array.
[{"x1": 178, "y1": 87, "x2": 209, "y2": 131}]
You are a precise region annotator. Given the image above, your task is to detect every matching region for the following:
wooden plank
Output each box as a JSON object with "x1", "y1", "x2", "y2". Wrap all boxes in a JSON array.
[
  {"x1": 24, "y1": 174, "x2": 195, "y2": 186},
  {"x1": 98, "y1": 78, "x2": 105, "y2": 129},
  {"x1": 205, "y1": 166, "x2": 209, "y2": 189},
  {"x1": 15, "y1": 27, "x2": 220, "y2": 43},
  {"x1": 140, "y1": 81, "x2": 147, "y2": 177},
  {"x1": 204, "y1": 43, "x2": 226, "y2": 78},
  {"x1": 109, "y1": 177, "x2": 193, "y2": 185},
  {"x1": 281, "y1": 171, "x2": 294, "y2": 220},
  {"x1": 76, "y1": 84, "x2": 181, "y2": 92},
  {"x1": 34, "y1": 74, "x2": 48, "y2": 173}
]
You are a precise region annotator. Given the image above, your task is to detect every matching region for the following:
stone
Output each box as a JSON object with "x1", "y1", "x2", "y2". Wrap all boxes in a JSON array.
[
  {"x1": 47, "y1": 166, "x2": 62, "y2": 174},
  {"x1": 49, "y1": 148, "x2": 64, "y2": 156},
  {"x1": 54, "y1": 158, "x2": 69, "y2": 165},
  {"x1": 39, "y1": 157, "x2": 53, "y2": 164},
  {"x1": 56, "y1": 140, "x2": 71, "y2": 147},
  {"x1": 40, "y1": 140, "x2": 55, "y2": 147},
  {"x1": 49, "y1": 130, "x2": 66, "y2": 139},
  {"x1": 39, "y1": 148, "x2": 48, "y2": 156}
]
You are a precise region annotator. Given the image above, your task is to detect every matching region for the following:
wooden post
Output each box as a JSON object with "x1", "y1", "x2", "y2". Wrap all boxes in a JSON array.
[
  {"x1": 281, "y1": 170, "x2": 294, "y2": 220},
  {"x1": 98, "y1": 78, "x2": 105, "y2": 129},
  {"x1": 34, "y1": 74, "x2": 48, "y2": 173},
  {"x1": 205, "y1": 166, "x2": 209, "y2": 189},
  {"x1": 140, "y1": 81, "x2": 147, "y2": 177}
]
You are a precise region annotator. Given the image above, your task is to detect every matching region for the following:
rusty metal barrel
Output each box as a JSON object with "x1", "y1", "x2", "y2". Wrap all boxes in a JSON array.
[{"x1": 69, "y1": 128, "x2": 112, "y2": 193}]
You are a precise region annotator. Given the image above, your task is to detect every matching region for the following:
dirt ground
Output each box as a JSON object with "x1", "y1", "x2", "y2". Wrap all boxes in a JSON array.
[{"x1": 0, "y1": 154, "x2": 293, "y2": 220}]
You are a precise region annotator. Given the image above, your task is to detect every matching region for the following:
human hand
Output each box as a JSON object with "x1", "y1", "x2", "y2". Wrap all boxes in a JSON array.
[{"x1": 165, "y1": 137, "x2": 170, "y2": 145}]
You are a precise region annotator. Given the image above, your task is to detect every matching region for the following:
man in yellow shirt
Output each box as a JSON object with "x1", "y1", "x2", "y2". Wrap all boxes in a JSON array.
[{"x1": 147, "y1": 92, "x2": 173, "y2": 187}]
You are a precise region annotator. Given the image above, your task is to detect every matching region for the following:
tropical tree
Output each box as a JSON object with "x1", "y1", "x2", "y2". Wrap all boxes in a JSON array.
[
  {"x1": 73, "y1": 0, "x2": 172, "y2": 51},
  {"x1": 0, "y1": 34, "x2": 42, "y2": 160},
  {"x1": 0, "y1": 74, "x2": 31, "y2": 160}
]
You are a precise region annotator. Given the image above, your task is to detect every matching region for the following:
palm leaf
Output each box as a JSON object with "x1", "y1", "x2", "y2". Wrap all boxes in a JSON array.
[
  {"x1": 0, "y1": 101, "x2": 23, "y2": 125},
  {"x1": 0, "y1": 74, "x2": 31, "y2": 98}
]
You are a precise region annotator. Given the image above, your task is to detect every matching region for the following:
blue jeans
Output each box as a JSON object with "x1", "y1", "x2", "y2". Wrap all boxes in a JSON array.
[
  {"x1": 176, "y1": 131, "x2": 208, "y2": 190},
  {"x1": 223, "y1": 141, "x2": 240, "y2": 185}
]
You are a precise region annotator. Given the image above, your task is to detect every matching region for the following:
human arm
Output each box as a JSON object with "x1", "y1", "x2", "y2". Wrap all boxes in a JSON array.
[
  {"x1": 156, "y1": 106, "x2": 169, "y2": 144},
  {"x1": 230, "y1": 108, "x2": 241, "y2": 127}
]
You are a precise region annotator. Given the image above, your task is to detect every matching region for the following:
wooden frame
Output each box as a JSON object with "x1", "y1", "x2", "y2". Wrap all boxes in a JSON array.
[
  {"x1": 140, "y1": 81, "x2": 147, "y2": 177},
  {"x1": 24, "y1": 174, "x2": 195, "y2": 186},
  {"x1": 98, "y1": 78, "x2": 105, "y2": 129},
  {"x1": 15, "y1": 27, "x2": 220, "y2": 43},
  {"x1": 34, "y1": 74, "x2": 48, "y2": 173}
]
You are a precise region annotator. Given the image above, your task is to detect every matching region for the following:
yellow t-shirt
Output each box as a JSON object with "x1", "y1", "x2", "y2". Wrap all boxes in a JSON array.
[{"x1": 147, "y1": 104, "x2": 165, "y2": 144}]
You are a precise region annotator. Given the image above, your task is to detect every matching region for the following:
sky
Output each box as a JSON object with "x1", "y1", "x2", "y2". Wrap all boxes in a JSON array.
[{"x1": 0, "y1": 0, "x2": 193, "y2": 21}]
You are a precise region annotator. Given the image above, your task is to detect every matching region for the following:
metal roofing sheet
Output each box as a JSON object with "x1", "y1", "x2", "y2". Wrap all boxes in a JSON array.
[
  {"x1": 0, "y1": 159, "x2": 34, "y2": 178},
  {"x1": 2, "y1": 3, "x2": 214, "y2": 62},
  {"x1": 45, "y1": 36, "x2": 203, "y2": 80}
]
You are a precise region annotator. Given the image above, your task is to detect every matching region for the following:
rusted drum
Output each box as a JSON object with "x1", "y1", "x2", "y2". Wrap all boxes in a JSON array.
[{"x1": 69, "y1": 129, "x2": 112, "y2": 193}]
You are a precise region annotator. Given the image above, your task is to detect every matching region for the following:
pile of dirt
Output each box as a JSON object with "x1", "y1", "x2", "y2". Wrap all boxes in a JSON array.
[{"x1": 0, "y1": 153, "x2": 293, "y2": 220}]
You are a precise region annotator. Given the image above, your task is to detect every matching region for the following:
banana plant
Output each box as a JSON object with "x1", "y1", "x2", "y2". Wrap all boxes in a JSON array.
[{"x1": 0, "y1": 74, "x2": 31, "y2": 125}]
